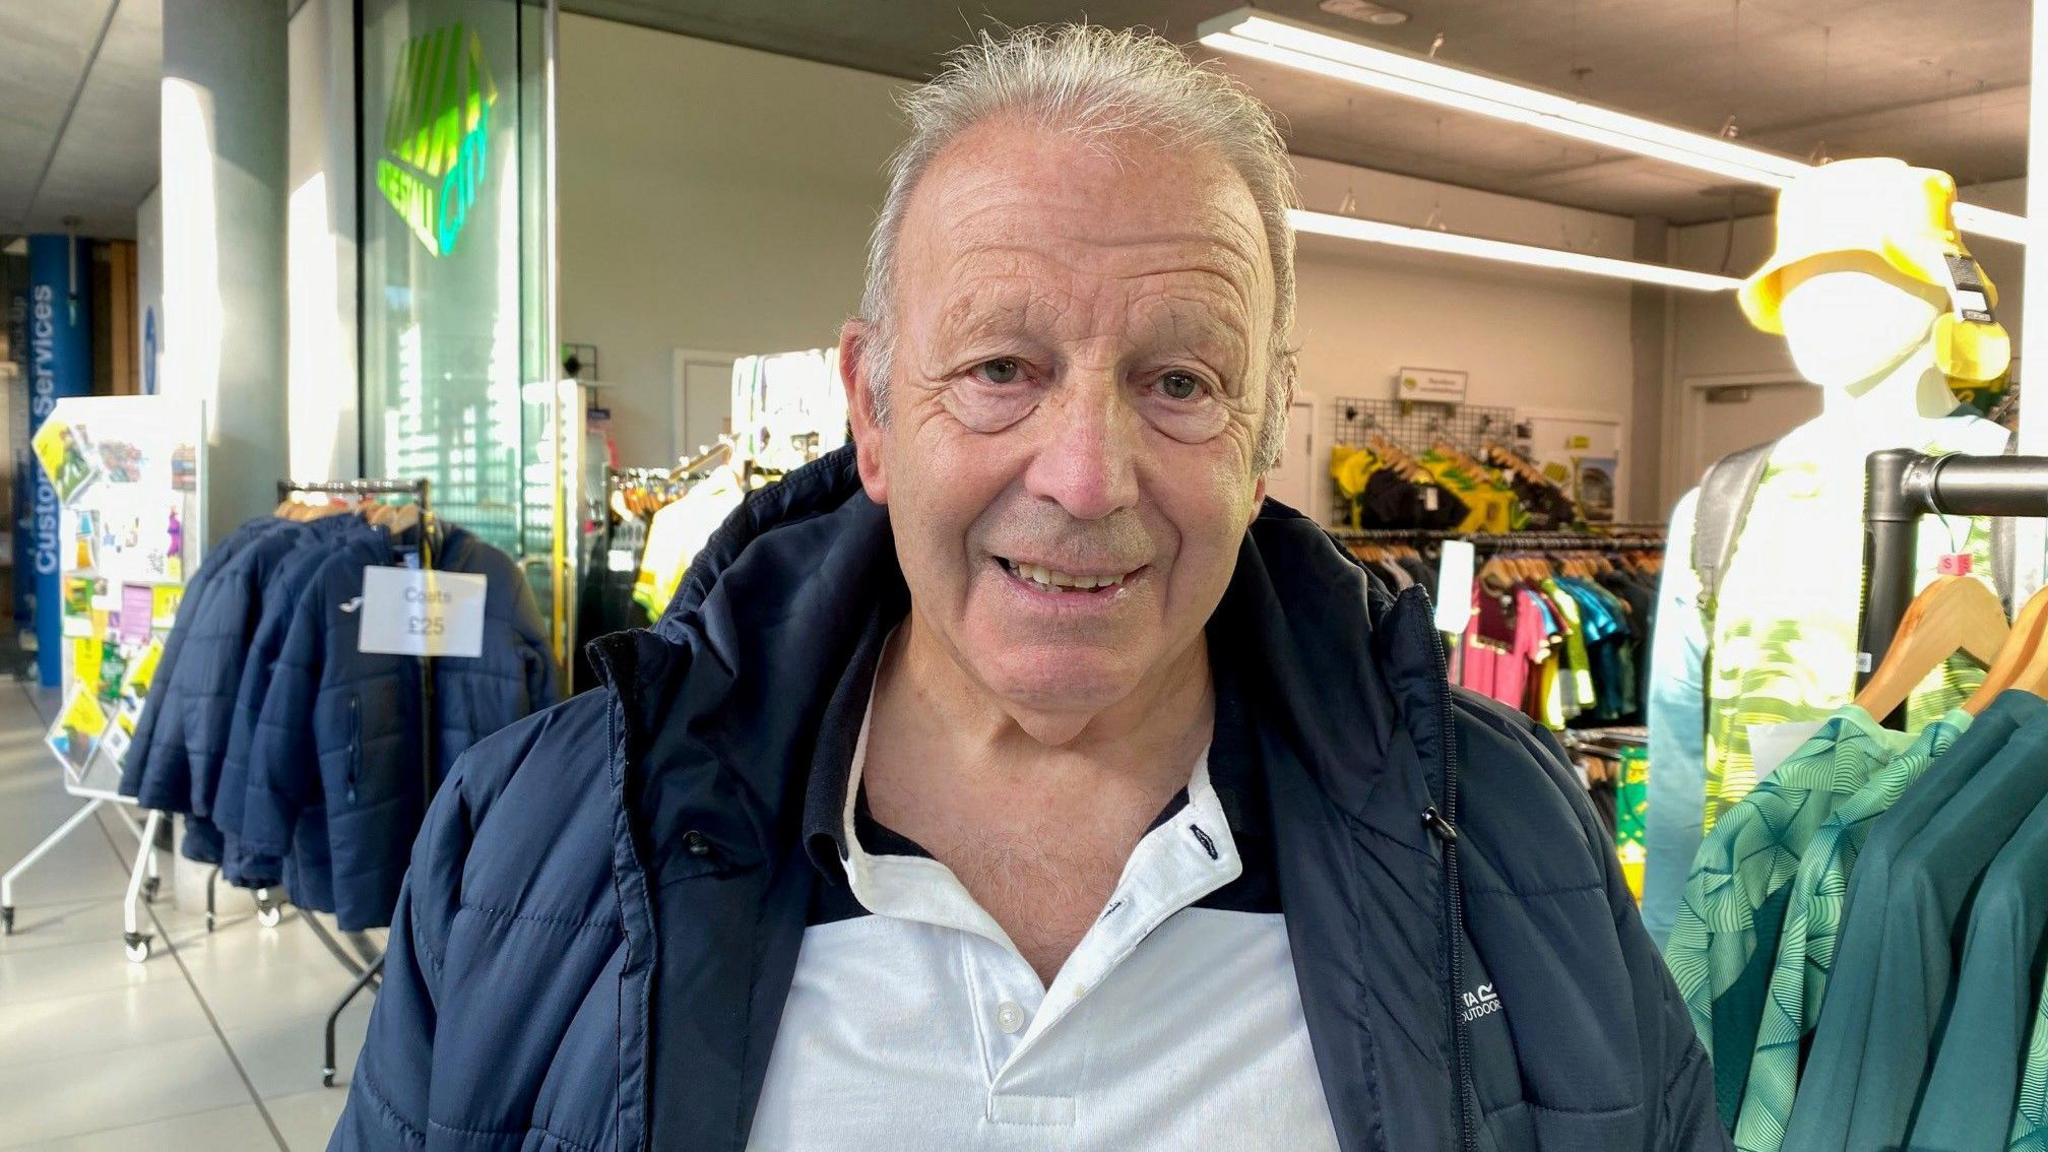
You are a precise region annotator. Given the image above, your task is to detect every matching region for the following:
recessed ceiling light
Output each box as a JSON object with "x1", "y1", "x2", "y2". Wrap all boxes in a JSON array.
[{"x1": 1318, "y1": 0, "x2": 1410, "y2": 27}]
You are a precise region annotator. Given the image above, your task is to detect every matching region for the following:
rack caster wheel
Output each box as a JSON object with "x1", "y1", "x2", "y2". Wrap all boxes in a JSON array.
[
  {"x1": 1, "y1": 905, "x2": 13, "y2": 935},
  {"x1": 123, "y1": 932, "x2": 152, "y2": 964},
  {"x1": 141, "y1": 876, "x2": 160, "y2": 903},
  {"x1": 256, "y1": 902, "x2": 282, "y2": 929},
  {"x1": 322, "y1": 1068, "x2": 337, "y2": 1088}
]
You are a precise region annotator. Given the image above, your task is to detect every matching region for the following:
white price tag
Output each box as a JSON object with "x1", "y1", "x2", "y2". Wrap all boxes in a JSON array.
[
  {"x1": 1434, "y1": 539, "x2": 1476, "y2": 635},
  {"x1": 1748, "y1": 720, "x2": 1827, "y2": 782},
  {"x1": 357, "y1": 567, "x2": 487, "y2": 658}
]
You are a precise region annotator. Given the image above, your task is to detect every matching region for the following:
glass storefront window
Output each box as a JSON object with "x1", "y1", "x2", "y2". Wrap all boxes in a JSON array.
[{"x1": 359, "y1": 0, "x2": 559, "y2": 653}]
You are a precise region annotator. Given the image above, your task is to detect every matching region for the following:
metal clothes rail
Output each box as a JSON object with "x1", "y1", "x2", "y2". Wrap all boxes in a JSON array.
[
  {"x1": 1859, "y1": 449, "x2": 2048, "y2": 727},
  {"x1": 277, "y1": 478, "x2": 433, "y2": 1087},
  {"x1": 1332, "y1": 527, "x2": 1666, "y2": 551}
]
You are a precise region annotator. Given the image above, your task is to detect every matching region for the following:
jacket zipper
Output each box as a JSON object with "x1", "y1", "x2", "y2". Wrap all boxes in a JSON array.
[
  {"x1": 1417, "y1": 589, "x2": 1477, "y2": 1152},
  {"x1": 345, "y1": 696, "x2": 361, "y2": 804}
]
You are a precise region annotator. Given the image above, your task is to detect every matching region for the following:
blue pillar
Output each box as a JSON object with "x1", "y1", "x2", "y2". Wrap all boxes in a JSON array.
[
  {"x1": 27, "y1": 236, "x2": 92, "y2": 687},
  {"x1": 5, "y1": 271, "x2": 26, "y2": 638}
]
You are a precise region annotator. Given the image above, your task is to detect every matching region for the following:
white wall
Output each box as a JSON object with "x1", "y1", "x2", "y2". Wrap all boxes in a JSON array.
[
  {"x1": 557, "y1": 18, "x2": 1641, "y2": 515},
  {"x1": 557, "y1": 15, "x2": 907, "y2": 467},
  {"x1": 284, "y1": 0, "x2": 357, "y2": 481},
  {"x1": 1289, "y1": 156, "x2": 1636, "y2": 524}
]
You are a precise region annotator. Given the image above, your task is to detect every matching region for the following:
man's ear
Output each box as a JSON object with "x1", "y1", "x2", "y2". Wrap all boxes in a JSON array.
[{"x1": 841, "y1": 319, "x2": 888, "y2": 505}]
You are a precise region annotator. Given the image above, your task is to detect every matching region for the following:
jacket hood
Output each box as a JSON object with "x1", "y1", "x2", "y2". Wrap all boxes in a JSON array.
[{"x1": 593, "y1": 444, "x2": 1446, "y2": 888}]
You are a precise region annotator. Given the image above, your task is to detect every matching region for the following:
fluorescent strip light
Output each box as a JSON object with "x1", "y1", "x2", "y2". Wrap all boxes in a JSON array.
[
  {"x1": 1203, "y1": 10, "x2": 2029, "y2": 246},
  {"x1": 1953, "y1": 203, "x2": 2029, "y2": 245},
  {"x1": 1291, "y1": 208, "x2": 1744, "y2": 292}
]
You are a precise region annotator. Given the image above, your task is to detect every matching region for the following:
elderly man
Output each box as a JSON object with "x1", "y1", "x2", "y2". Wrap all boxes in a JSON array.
[{"x1": 335, "y1": 25, "x2": 1719, "y2": 1152}]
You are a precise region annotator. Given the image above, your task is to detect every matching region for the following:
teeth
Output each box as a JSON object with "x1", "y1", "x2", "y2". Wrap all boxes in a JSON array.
[{"x1": 1007, "y1": 560, "x2": 1126, "y2": 591}]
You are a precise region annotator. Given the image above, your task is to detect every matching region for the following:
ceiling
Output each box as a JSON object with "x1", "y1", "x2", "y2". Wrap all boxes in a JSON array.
[
  {"x1": 0, "y1": 0, "x2": 161, "y2": 239},
  {"x1": 0, "y1": 0, "x2": 2027, "y2": 238},
  {"x1": 567, "y1": 0, "x2": 2032, "y2": 225}
]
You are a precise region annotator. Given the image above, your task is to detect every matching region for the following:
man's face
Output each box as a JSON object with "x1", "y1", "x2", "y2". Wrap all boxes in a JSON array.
[{"x1": 846, "y1": 119, "x2": 1277, "y2": 729}]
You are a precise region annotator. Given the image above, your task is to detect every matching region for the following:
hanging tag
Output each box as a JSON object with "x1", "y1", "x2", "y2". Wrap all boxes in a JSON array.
[
  {"x1": 1942, "y1": 254, "x2": 1996, "y2": 324},
  {"x1": 1937, "y1": 553, "x2": 1973, "y2": 576},
  {"x1": 1749, "y1": 720, "x2": 1829, "y2": 781},
  {"x1": 357, "y1": 567, "x2": 487, "y2": 658},
  {"x1": 1434, "y1": 539, "x2": 1476, "y2": 635}
]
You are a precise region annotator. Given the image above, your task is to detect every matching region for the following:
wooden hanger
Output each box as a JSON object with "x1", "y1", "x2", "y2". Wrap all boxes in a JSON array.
[
  {"x1": 1853, "y1": 575, "x2": 2010, "y2": 720},
  {"x1": 1967, "y1": 584, "x2": 2048, "y2": 711}
]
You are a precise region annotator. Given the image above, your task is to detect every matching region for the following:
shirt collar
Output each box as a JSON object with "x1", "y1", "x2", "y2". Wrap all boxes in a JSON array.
[{"x1": 801, "y1": 630, "x2": 1265, "y2": 886}]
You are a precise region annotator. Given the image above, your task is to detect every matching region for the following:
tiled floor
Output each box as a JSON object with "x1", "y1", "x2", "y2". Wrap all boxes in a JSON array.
[{"x1": 0, "y1": 682, "x2": 374, "y2": 1150}]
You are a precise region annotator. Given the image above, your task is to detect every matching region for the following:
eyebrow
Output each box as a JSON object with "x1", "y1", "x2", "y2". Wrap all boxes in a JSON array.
[
  {"x1": 1127, "y1": 294, "x2": 1253, "y2": 377},
  {"x1": 930, "y1": 276, "x2": 1042, "y2": 350}
]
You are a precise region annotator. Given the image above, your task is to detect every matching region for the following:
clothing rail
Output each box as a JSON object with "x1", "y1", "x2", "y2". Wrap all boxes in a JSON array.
[
  {"x1": 276, "y1": 477, "x2": 433, "y2": 502},
  {"x1": 1333, "y1": 527, "x2": 1665, "y2": 550},
  {"x1": 1859, "y1": 449, "x2": 2048, "y2": 726},
  {"x1": 276, "y1": 477, "x2": 432, "y2": 1087}
]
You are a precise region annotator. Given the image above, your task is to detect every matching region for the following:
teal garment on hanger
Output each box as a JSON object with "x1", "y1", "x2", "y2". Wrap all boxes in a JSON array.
[
  {"x1": 1838, "y1": 718, "x2": 2048, "y2": 1150},
  {"x1": 1784, "y1": 693, "x2": 2048, "y2": 1152},
  {"x1": 1908, "y1": 787, "x2": 2048, "y2": 1150}
]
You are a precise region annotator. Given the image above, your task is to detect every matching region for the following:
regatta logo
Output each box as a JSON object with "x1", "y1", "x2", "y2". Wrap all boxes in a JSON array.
[
  {"x1": 1459, "y1": 983, "x2": 1502, "y2": 1025},
  {"x1": 377, "y1": 22, "x2": 497, "y2": 257}
]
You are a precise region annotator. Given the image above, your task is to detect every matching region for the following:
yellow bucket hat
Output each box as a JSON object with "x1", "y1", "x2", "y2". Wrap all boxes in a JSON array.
[{"x1": 1739, "y1": 157, "x2": 2010, "y2": 383}]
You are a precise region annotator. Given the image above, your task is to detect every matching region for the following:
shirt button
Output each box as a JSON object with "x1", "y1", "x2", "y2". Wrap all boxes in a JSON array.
[{"x1": 995, "y1": 1001, "x2": 1025, "y2": 1034}]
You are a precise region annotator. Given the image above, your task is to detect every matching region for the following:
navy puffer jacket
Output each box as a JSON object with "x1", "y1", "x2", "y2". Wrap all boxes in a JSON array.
[
  {"x1": 240, "y1": 524, "x2": 557, "y2": 929},
  {"x1": 120, "y1": 516, "x2": 296, "y2": 811},
  {"x1": 334, "y1": 447, "x2": 1722, "y2": 1151}
]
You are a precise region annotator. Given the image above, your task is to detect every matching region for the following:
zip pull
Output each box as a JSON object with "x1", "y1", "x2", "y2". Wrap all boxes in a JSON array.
[{"x1": 1422, "y1": 806, "x2": 1459, "y2": 844}]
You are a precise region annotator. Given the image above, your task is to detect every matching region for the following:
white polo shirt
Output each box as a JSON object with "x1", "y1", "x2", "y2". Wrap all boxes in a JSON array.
[{"x1": 748, "y1": 672, "x2": 1342, "y2": 1150}]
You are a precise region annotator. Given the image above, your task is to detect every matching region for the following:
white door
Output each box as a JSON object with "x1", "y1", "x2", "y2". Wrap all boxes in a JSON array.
[
  {"x1": 1682, "y1": 380, "x2": 1820, "y2": 491},
  {"x1": 1265, "y1": 398, "x2": 1319, "y2": 517},
  {"x1": 673, "y1": 349, "x2": 736, "y2": 463}
]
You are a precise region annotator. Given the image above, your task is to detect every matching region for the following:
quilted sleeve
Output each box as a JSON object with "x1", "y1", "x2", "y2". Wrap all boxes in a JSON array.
[
  {"x1": 1530, "y1": 718, "x2": 1728, "y2": 1152},
  {"x1": 327, "y1": 759, "x2": 472, "y2": 1151},
  {"x1": 238, "y1": 572, "x2": 329, "y2": 858}
]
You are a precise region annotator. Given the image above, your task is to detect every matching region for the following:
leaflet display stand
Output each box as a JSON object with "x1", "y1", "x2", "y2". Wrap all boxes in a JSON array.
[{"x1": 0, "y1": 396, "x2": 204, "y2": 961}]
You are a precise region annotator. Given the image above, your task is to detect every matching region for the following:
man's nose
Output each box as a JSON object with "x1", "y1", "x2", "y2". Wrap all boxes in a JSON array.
[{"x1": 1022, "y1": 369, "x2": 1140, "y2": 522}]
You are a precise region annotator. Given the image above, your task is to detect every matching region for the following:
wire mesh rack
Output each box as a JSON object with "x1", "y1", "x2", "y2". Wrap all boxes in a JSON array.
[
  {"x1": 1328, "y1": 397, "x2": 1526, "y2": 455},
  {"x1": 1326, "y1": 397, "x2": 1530, "y2": 526}
]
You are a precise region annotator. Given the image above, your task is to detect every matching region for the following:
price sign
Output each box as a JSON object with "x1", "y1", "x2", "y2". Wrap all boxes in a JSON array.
[
  {"x1": 358, "y1": 566, "x2": 487, "y2": 657},
  {"x1": 1433, "y1": 539, "x2": 1476, "y2": 635}
]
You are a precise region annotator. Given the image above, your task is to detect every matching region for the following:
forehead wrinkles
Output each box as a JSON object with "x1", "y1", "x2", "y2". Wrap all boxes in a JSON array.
[
  {"x1": 925, "y1": 248, "x2": 1261, "y2": 359},
  {"x1": 924, "y1": 272, "x2": 1060, "y2": 347},
  {"x1": 906, "y1": 138, "x2": 1271, "y2": 310}
]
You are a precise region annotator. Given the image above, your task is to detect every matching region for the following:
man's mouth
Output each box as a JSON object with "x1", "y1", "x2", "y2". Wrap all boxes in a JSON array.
[{"x1": 995, "y1": 556, "x2": 1139, "y2": 595}]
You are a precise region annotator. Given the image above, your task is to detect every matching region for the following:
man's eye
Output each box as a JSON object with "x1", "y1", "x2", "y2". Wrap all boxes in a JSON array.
[
  {"x1": 1158, "y1": 371, "x2": 1204, "y2": 401},
  {"x1": 977, "y1": 358, "x2": 1022, "y2": 385}
]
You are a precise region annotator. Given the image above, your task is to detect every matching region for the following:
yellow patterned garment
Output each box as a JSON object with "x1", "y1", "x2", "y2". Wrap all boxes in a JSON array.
[
  {"x1": 1419, "y1": 449, "x2": 1521, "y2": 534},
  {"x1": 1701, "y1": 413, "x2": 2008, "y2": 832}
]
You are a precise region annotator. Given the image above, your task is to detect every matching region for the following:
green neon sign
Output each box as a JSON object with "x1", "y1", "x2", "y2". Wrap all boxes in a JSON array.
[{"x1": 378, "y1": 22, "x2": 498, "y2": 257}]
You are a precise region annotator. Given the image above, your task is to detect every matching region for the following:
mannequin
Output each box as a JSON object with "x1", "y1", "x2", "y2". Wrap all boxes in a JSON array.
[
  {"x1": 1640, "y1": 159, "x2": 2012, "y2": 948},
  {"x1": 1780, "y1": 257, "x2": 1959, "y2": 447}
]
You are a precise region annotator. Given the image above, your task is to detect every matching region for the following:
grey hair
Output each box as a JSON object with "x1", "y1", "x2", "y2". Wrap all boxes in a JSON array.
[{"x1": 858, "y1": 24, "x2": 1299, "y2": 473}]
